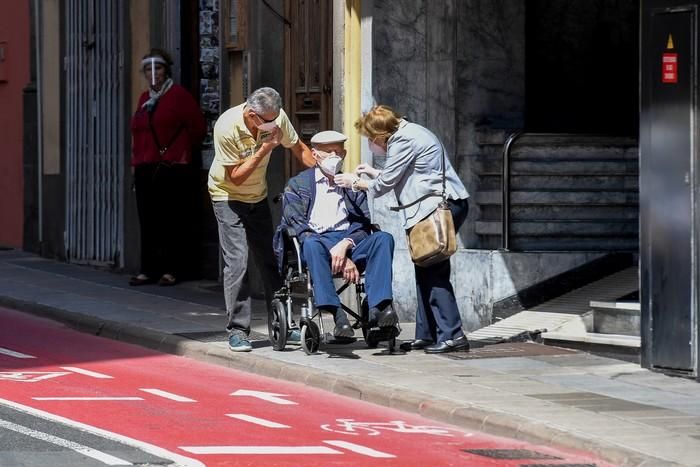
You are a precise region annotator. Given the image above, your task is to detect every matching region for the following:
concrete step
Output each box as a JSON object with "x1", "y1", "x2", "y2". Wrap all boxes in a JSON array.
[
  {"x1": 475, "y1": 220, "x2": 638, "y2": 236},
  {"x1": 590, "y1": 299, "x2": 641, "y2": 336},
  {"x1": 476, "y1": 158, "x2": 638, "y2": 176},
  {"x1": 474, "y1": 130, "x2": 638, "y2": 148},
  {"x1": 479, "y1": 204, "x2": 639, "y2": 221},
  {"x1": 496, "y1": 237, "x2": 639, "y2": 251},
  {"x1": 475, "y1": 190, "x2": 639, "y2": 206},
  {"x1": 478, "y1": 144, "x2": 638, "y2": 159},
  {"x1": 472, "y1": 267, "x2": 640, "y2": 352},
  {"x1": 543, "y1": 331, "x2": 640, "y2": 348},
  {"x1": 479, "y1": 174, "x2": 639, "y2": 191}
]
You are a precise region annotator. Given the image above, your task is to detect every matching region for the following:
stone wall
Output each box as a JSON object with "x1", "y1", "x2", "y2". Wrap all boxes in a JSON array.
[
  {"x1": 372, "y1": 0, "x2": 525, "y2": 249},
  {"x1": 368, "y1": 1, "x2": 621, "y2": 330}
]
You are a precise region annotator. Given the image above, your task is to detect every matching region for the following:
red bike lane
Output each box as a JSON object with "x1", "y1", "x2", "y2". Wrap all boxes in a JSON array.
[{"x1": 0, "y1": 307, "x2": 612, "y2": 466}]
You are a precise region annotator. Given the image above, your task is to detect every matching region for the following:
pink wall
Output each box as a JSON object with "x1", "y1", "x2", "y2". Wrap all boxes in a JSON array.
[{"x1": 0, "y1": 2, "x2": 30, "y2": 248}]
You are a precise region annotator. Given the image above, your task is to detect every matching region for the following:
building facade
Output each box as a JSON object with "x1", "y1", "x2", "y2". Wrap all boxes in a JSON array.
[{"x1": 11, "y1": 0, "x2": 640, "y2": 331}]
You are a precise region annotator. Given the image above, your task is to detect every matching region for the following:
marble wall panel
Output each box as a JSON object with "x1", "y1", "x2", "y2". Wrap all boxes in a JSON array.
[
  {"x1": 426, "y1": 60, "x2": 456, "y2": 157},
  {"x1": 455, "y1": 0, "x2": 525, "y2": 157},
  {"x1": 427, "y1": 0, "x2": 455, "y2": 60},
  {"x1": 373, "y1": 0, "x2": 428, "y2": 120}
]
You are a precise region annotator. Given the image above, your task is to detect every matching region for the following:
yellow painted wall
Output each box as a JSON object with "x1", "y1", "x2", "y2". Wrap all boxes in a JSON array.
[{"x1": 343, "y1": 0, "x2": 361, "y2": 170}]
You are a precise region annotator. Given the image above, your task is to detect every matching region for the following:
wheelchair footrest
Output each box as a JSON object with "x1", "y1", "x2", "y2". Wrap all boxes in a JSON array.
[
  {"x1": 366, "y1": 326, "x2": 400, "y2": 342},
  {"x1": 323, "y1": 334, "x2": 358, "y2": 345}
]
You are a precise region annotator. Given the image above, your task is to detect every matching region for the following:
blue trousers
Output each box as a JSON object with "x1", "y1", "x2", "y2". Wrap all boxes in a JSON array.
[
  {"x1": 301, "y1": 231, "x2": 394, "y2": 310},
  {"x1": 414, "y1": 198, "x2": 469, "y2": 343}
]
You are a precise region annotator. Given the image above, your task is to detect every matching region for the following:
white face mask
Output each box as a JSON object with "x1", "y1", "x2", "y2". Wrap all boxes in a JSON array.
[
  {"x1": 368, "y1": 139, "x2": 387, "y2": 156},
  {"x1": 257, "y1": 121, "x2": 278, "y2": 132},
  {"x1": 319, "y1": 154, "x2": 343, "y2": 175}
]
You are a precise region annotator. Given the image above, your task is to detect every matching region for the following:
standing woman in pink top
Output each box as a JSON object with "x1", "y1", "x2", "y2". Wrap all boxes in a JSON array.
[{"x1": 129, "y1": 48, "x2": 207, "y2": 286}]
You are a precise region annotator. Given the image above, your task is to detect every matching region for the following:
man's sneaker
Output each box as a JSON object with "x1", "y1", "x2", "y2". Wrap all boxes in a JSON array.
[
  {"x1": 287, "y1": 329, "x2": 301, "y2": 345},
  {"x1": 228, "y1": 334, "x2": 252, "y2": 352}
]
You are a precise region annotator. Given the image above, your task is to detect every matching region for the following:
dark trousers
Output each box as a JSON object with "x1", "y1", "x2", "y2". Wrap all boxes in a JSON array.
[
  {"x1": 212, "y1": 199, "x2": 283, "y2": 335},
  {"x1": 301, "y1": 231, "x2": 394, "y2": 310},
  {"x1": 414, "y1": 198, "x2": 469, "y2": 343},
  {"x1": 134, "y1": 162, "x2": 197, "y2": 279}
]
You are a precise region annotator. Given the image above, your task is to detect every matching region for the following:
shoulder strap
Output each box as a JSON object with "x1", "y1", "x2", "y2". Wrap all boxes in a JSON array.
[{"x1": 148, "y1": 111, "x2": 186, "y2": 156}]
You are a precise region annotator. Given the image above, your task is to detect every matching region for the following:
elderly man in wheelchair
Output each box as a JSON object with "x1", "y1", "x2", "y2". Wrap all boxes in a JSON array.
[{"x1": 271, "y1": 130, "x2": 400, "y2": 353}]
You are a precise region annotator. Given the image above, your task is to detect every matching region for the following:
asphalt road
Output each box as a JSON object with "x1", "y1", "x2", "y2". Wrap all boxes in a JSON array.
[{"x1": 0, "y1": 306, "x2": 611, "y2": 466}]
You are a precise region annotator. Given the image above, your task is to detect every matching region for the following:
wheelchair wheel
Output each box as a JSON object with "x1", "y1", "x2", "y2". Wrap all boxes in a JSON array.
[
  {"x1": 300, "y1": 320, "x2": 320, "y2": 355},
  {"x1": 268, "y1": 298, "x2": 288, "y2": 351}
]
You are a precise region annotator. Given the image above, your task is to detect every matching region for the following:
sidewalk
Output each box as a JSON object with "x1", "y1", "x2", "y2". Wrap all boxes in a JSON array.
[{"x1": 1, "y1": 249, "x2": 699, "y2": 466}]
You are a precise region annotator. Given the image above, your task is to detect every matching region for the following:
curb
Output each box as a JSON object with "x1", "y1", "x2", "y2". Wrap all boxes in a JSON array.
[{"x1": 1, "y1": 296, "x2": 680, "y2": 467}]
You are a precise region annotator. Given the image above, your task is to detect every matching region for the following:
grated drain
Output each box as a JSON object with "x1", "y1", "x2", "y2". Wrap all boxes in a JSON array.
[
  {"x1": 463, "y1": 449, "x2": 562, "y2": 460},
  {"x1": 443, "y1": 342, "x2": 576, "y2": 360},
  {"x1": 520, "y1": 464, "x2": 597, "y2": 467}
]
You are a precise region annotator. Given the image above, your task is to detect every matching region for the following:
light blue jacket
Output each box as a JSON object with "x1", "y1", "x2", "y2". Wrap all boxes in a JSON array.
[{"x1": 367, "y1": 119, "x2": 469, "y2": 229}]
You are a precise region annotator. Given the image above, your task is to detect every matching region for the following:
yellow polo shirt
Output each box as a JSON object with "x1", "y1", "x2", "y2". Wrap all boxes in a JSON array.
[{"x1": 208, "y1": 103, "x2": 298, "y2": 202}]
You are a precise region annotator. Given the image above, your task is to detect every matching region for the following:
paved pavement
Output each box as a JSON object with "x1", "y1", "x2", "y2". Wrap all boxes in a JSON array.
[{"x1": 1, "y1": 249, "x2": 699, "y2": 466}]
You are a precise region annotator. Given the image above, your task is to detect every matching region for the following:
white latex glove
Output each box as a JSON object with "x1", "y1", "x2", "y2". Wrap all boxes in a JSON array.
[
  {"x1": 333, "y1": 173, "x2": 356, "y2": 189},
  {"x1": 355, "y1": 163, "x2": 380, "y2": 179}
]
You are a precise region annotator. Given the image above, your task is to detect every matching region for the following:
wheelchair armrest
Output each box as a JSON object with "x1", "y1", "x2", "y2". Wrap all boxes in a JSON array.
[
  {"x1": 285, "y1": 226, "x2": 298, "y2": 239},
  {"x1": 371, "y1": 223, "x2": 382, "y2": 232}
]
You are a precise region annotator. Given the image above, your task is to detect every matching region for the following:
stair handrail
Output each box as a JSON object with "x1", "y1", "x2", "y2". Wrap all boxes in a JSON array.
[
  {"x1": 501, "y1": 130, "x2": 524, "y2": 251},
  {"x1": 500, "y1": 132, "x2": 638, "y2": 251}
]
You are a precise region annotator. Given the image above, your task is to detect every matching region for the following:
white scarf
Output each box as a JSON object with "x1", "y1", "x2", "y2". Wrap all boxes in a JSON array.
[{"x1": 141, "y1": 78, "x2": 174, "y2": 113}]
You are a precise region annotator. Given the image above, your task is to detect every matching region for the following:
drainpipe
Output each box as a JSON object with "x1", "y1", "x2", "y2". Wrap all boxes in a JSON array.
[{"x1": 33, "y1": 0, "x2": 43, "y2": 247}]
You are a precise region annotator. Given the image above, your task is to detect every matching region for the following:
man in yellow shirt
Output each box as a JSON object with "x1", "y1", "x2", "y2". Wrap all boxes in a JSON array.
[{"x1": 209, "y1": 87, "x2": 313, "y2": 352}]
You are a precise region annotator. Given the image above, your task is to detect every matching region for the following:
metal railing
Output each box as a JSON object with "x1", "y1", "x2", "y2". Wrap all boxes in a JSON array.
[
  {"x1": 500, "y1": 131, "x2": 524, "y2": 251},
  {"x1": 500, "y1": 132, "x2": 622, "y2": 250}
]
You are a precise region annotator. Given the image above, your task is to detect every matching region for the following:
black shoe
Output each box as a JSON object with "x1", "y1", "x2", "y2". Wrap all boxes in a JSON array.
[
  {"x1": 424, "y1": 335, "x2": 470, "y2": 354},
  {"x1": 369, "y1": 306, "x2": 399, "y2": 328},
  {"x1": 333, "y1": 323, "x2": 354, "y2": 338},
  {"x1": 400, "y1": 339, "x2": 433, "y2": 351}
]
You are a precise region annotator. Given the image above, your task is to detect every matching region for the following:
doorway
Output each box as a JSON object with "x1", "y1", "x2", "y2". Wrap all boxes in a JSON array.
[{"x1": 284, "y1": 0, "x2": 333, "y2": 177}]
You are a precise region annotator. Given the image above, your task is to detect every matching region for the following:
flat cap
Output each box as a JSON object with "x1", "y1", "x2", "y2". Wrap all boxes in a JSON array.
[{"x1": 310, "y1": 130, "x2": 348, "y2": 145}]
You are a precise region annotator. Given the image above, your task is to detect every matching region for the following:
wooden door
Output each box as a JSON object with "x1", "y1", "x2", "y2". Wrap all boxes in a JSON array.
[{"x1": 285, "y1": 0, "x2": 333, "y2": 176}]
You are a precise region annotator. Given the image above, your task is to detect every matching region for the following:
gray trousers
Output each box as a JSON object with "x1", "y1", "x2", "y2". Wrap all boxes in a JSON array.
[{"x1": 212, "y1": 199, "x2": 282, "y2": 336}]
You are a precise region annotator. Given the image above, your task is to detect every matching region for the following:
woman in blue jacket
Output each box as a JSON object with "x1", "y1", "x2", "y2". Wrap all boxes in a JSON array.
[{"x1": 336, "y1": 105, "x2": 470, "y2": 354}]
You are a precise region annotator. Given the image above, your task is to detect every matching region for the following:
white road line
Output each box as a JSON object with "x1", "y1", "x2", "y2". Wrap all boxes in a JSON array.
[
  {"x1": 179, "y1": 446, "x2": 342, "y2": 455},
  {"x1": 323, "y1": 440, "x2": 395, "y2": 458},
  {"x1": 225, "y1": 413, "x2": 290, "y2": 428},
  {"x1": 0, "y1": 419, "x2": 131, "y2": 465},
  {"x1": 60, "y1": 367, "x2": 113, "y2": 379},
  {"x1": 0, "y1": 347, "x2": 36, "y2": 359},
  {"x1": 139, "y1": 389, "x2": 197, "y2": 402},
  {"x1": 32, "y1": 397, "x2": 144, "y2": 401},
  {"x1": 230, "y1": 389, "x2": 298, "y2": 405},
  {"x1": 0, "y1": 397, "x2": 204, "y2": 467}
]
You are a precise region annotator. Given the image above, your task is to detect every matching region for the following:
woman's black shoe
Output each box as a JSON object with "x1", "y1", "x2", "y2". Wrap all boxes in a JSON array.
[{"x1": 424, "y1": 335, "x2": 470, "y2": 354}]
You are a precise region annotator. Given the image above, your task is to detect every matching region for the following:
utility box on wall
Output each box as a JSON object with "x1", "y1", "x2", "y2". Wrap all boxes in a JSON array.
[{"x1": 640, "y1": 1, "x2": 699, "y2": 379}]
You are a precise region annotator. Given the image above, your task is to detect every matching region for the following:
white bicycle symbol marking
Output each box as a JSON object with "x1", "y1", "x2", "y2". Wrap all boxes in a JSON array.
[{"x1": 320, "y1": 419, "x2": 457, "y2": 437}]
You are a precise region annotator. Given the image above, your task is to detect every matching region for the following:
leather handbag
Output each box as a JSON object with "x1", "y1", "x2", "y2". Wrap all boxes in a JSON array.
[
  {"x1": 407, "y1": 200, "x2": 457, "y2": 267},
  {"x1": 391, "y1": 142, "x2": 457, "y2": 267}
]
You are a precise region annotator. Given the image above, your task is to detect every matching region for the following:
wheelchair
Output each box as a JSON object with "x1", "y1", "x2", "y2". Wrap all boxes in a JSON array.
[{"x1": 269, "y1": 227, "x2": 401, "y2": 355}]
